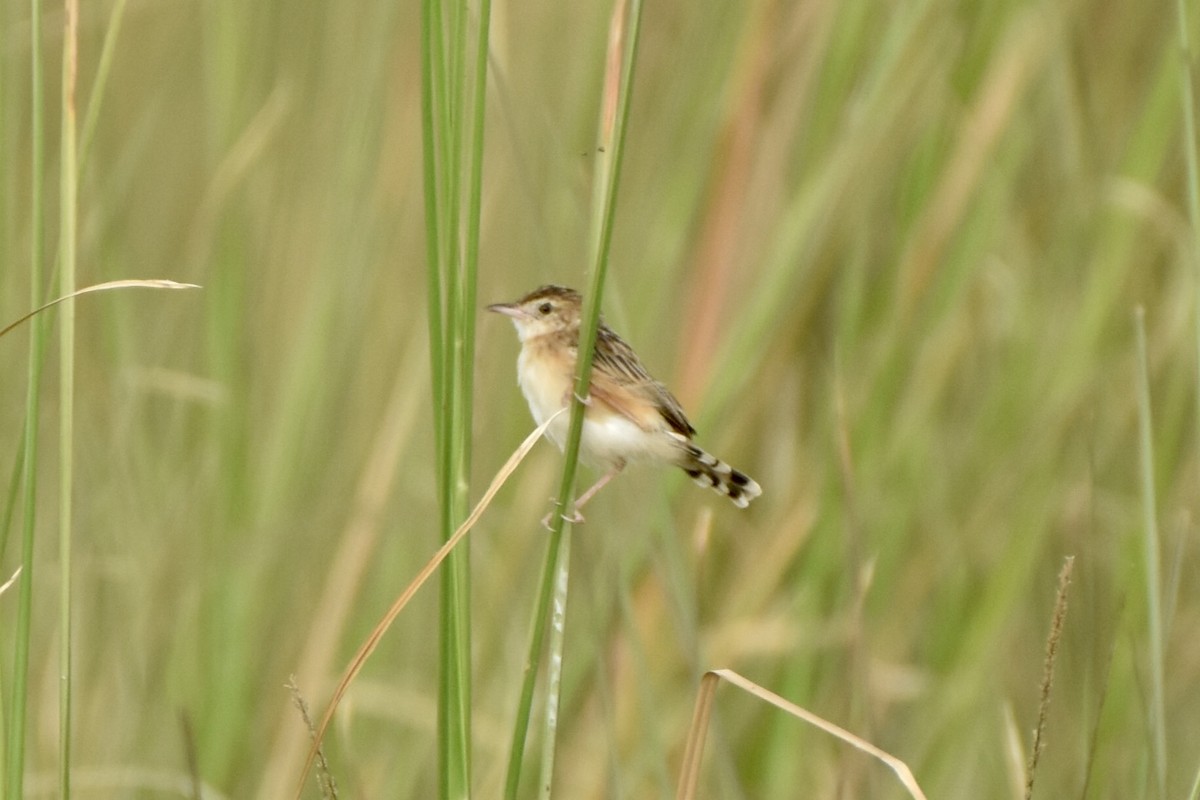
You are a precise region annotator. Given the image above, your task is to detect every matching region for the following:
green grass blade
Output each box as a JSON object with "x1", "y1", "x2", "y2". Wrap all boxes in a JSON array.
[
  {"x1": 422, "y1": 0, "x2": 494, "y2": 795},
  {"x1": 0, "y1": 430, "x2": 23, "y2": 566},
  {"x1": 77, "y1": 0, "x2": 130, "y2": 177},
  {"x1": 1134, "y1": 306, "x2": 1167, "y2": 795},
  {"x1": 422, "y1": 0, "x2": 445, "y2": 499},
  {"x1": 1179, "y1": 2, "x2": 1200, "y2": 793},
  {"x1": 6, "y1": 0, "x2": 47, "y2": 793},
  {"x1": 536, "y1": 533, "x2": 571, "y2": 800},
  {"x1": 505, "y1": 2, "x2": 645, "y2": 796},
  {"x1": 58, "y1": 1, "x2": 80, "y2": 796}
]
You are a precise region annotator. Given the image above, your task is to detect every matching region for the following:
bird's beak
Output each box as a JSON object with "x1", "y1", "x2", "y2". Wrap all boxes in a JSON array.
[{"x1": 487, "y1": 302, "x2": 525, "y2": 319}]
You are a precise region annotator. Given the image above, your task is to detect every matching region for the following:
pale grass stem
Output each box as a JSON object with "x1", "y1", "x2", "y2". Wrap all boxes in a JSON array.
[
  {"x1": 0, "y1": 566, "x2": 21, "y2": 596},
  {"x1": 1024, "y1": 555, "x2": 1074, "y2": 800},
  {"x1": 507, "y1": 2, "x2": 644, "y2": 797},
  {"x1": 60, "y1": 0, "x2": 80, "y2": 794},
  {"x1": 0, "y1": 280, "x2": 202, "y2": 341},
  {"x1": 1134, "y1": 306, "x2": 1168, "y2": 794},
  {"x1": 288, "y1": 677, "x2": 338, "y2": 800},
  {"x1": 293, "y1": 410, "x2": 565, "y2": 800},
  {"x1": 675, "y1": 668, "x2": 927, "y2": 800}
]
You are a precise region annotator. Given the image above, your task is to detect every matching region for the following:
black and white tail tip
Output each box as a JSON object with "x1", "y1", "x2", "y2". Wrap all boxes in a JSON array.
[{"x1": 682, "y1": 445, "x2": 762, "y2": 509}]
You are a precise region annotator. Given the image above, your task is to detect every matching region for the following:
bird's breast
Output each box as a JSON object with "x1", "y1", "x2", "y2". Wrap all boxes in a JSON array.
[{"x1": 517, "y1": 342, "x2": 574, "y2": 430}]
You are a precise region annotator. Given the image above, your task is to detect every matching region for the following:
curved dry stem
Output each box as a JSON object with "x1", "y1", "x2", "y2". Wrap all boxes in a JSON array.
[
  {"x1": 677, "y1": 668, "x2": 927, "y2": 800},
  {"x1": 0, "y1": 279, "x2": 200, "y2": 340},
  {"x1": 0, "y1": 566, "x2": 21, "y2": 597},
  {"x1": 293, "y1": 410, "x2": 565, "y2": 800}
]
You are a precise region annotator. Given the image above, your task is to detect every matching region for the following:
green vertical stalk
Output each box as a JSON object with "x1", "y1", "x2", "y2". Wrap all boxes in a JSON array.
[
  {"x1": 422, "y1": 0, "x2": 493, "y2": 796},
  {"x1": 535, "y1": 534, "x2": 570, "y2": 800},
  {"x1": 59, "y1": 0, "x2": 79, "y2": 796},
  {"x1": 78, "y1": 0, "x2": 130, "y2": 177},
  {"x1": 1134, "y1": 307, "x2": 1168, "y2": 795},
  {"x1": 1179, "y1": 0, "x2": 1200, "y2": 500},
  {"x1": 7, "y1": 0, "x2": 46, "y2": 794},
  {"x1": 1177, "y1": 2, "x2": 1200, "y2": 794},
  {"x1": 504, "y1": 1, "x2": 644, "y2": 796},
  {"x1": 421, "y1": 0, "x2": 445, "y2": 480}
]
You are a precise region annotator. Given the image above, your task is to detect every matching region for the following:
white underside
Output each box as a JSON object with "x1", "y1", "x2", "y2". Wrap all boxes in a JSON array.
[{"x1": 517, "y1": 347, "x2": 682, "y2": 468}]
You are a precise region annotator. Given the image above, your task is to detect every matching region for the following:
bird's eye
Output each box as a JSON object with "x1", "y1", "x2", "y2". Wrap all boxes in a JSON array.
[{"x1": 538, "y1": 302, "x2": 553, "y2": 315}]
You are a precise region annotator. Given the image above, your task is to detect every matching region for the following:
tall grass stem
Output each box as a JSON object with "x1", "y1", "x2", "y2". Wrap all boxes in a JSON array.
[
  {"x1": 422, "y1": 0, "x2": 493, "y2": 794},
  {"x1": 5, "y1": 0, "x2": 47, "y2": 793},
  {"x1": 58, "y1": 0, "x2": 80, "y2": 795},
  {"x1": 1177, "y1": 0, "x2": 1200, "y2": 436},
  {"x1": 536, "y1": 534, "x2": 571, "y2": 800},
  {"x1": 504, "y1": 1, "x2": 644, "y2": 795},
  {"x1": 1134, "y1": 306, "x2": 1168, "y2": 795}
]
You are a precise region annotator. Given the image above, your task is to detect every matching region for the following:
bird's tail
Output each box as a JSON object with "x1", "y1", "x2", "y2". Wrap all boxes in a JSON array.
[{"x1": 679, "y1": 444, "x2": 762, "y2": 508}]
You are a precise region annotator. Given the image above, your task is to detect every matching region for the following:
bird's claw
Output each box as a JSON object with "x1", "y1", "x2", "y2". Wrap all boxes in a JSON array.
[{"x1": 541, "y1": 507, "x2": 585, "y2": 531}]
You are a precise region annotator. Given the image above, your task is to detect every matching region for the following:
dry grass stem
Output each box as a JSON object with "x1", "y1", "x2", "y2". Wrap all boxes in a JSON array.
[
  {"x1": 1025, "y1": 555, "x2": 1075, "y2": 800},
  {"x1": 0, "y1": 279, "x2": 201, "y2": 340},
  {"x1": 676, "y1": 668, "x2": 927, "y2": 800},
  {"x1": 288, "y1": 677, "x2": 338, "y2": 800},
  {"x1": 0, "y1": 566, "x2": 20, "y2": 597},
  {"x1": 258, "y1": 347, "x2": 424, "y2": 795},
  {"x1": 294, "y1": 410, "x2": 564, "y2": 799}
]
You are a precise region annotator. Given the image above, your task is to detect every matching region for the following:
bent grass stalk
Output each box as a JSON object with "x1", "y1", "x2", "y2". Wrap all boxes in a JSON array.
[
  {"x1": 503, "y1": 0, "x2": 645, "y2": 796},
  {"x1": 2, "y1": 276, "x2": 198, "y2": 796},
  {"x1": 675, "y1": 669, "x2": 928, "y2": 800},
  {"x1": 0, "y1": 280, "x2": 201, "y2": 341},
  {"x1": 293, "y1": 411, "x2": 565, "y2": 799}
]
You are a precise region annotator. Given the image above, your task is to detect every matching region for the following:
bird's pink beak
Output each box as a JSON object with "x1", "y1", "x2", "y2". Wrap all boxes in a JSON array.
[{"x1": 487, "y1": 302, "x2": 526, "y2": 319}]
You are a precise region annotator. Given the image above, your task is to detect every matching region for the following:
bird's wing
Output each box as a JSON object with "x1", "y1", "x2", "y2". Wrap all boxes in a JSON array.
[{"x1": 588, "y1": 324, "x2": 696, "y2": 437}]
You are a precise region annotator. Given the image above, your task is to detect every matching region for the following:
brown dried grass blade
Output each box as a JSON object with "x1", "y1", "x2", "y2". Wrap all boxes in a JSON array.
[
  {"x1": 676, "y1": 668, "x2": 927, "y2": 800},
  {"x1": 0, "y1": 566, "x2": 21, "y2": 597},
  {"x1": 0, "y1": 279, "x2": 200, "y2": 340},
  {"x1": 293, "y1": 410, "x2": 564, "y2": 800}
]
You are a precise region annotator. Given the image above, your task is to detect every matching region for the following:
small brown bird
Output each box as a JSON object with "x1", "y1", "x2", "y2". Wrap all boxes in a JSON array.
[{"x1": 488, "y1": 285, "x2": 761, "y2": 516}]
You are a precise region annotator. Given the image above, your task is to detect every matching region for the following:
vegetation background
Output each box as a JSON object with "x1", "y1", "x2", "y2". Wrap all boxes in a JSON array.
[{"x1": 1, "y1": 0, "x2": 1198, "y2": 797}]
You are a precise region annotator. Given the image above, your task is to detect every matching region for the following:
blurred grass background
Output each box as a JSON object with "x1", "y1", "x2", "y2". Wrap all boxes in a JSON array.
[{"x1": 2, "y1": 0, "x2": 1198, "y2": 797}]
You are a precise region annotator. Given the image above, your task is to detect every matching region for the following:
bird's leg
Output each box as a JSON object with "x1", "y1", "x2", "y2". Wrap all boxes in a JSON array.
[
  {"x1": 573, "y1": 462, "x2": 623, "y2": 513},
  {"x1": 541, "y1": 461, "x2": 625, "y2": 530}
]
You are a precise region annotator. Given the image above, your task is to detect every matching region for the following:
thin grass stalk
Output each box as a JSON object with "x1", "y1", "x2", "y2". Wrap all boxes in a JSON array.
[
  {"x1": 1134, "y1": 306, "x2": 1168, "y2": 795},
  {"x1": 1178, "y1": 0, "x2": 1200, "y2": 446},
  {"x1": 675, "y1": 672, "x2": 720, "y2": 800},
  {"x1": 1024, "y1": 556, "x2": 1074, "y2": 800},
  {"x1": 503, "y1": 518, "x2": 566, "y2": 800},
  {"x1": 6, "y1": 0, "x2": 47, "y2": 792},
  {"x1": 421, "y1": 0, "x2": 455, "y2": 791},
  {"x1": 77, "y1": 0, "x2": 129, "y2": 175},
  {"x1": 1177, "y1": 26, "x2": 1200, "y2": 800},
  {"x1": 462, "y1": 0, "x2": 491, "y2": 413},
  {"x1": 291, "y1": 413, "x2": 561, "y2": 800},
  {"x1": 676, "y1": 670, "x2": 927, "y2": 800},
  {"x1": 503, "y1": 2, "x2": 644, "y2": 795},
  {"x1": 442, "y1": 1, "x2": 493, "y2": 789},
  {"x1": 536, "y1": 534, "x2": 571, "y2": 800},
  {"x1": 422, "y1": 0, "x2": 492, "y2": 794},
  {"x1": 58, "y1": 0, "x2": 80, "y2": 795},
  {"x1": 1, "y1": 434, "x2": 23, "y2": 563},
  {"x1": 421, "y1": 0, "x2": 444, "y2": 452}
]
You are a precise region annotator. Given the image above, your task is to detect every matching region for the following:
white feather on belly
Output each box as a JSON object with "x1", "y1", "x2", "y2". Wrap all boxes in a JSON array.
[{"x1": 517, "y1": 347, "x2": 683, "y2": 468}]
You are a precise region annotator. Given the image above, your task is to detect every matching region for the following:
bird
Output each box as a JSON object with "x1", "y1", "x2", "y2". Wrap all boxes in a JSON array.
[{"x1": 487, "y1": 284, "x2": 761, "y2": 520}]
